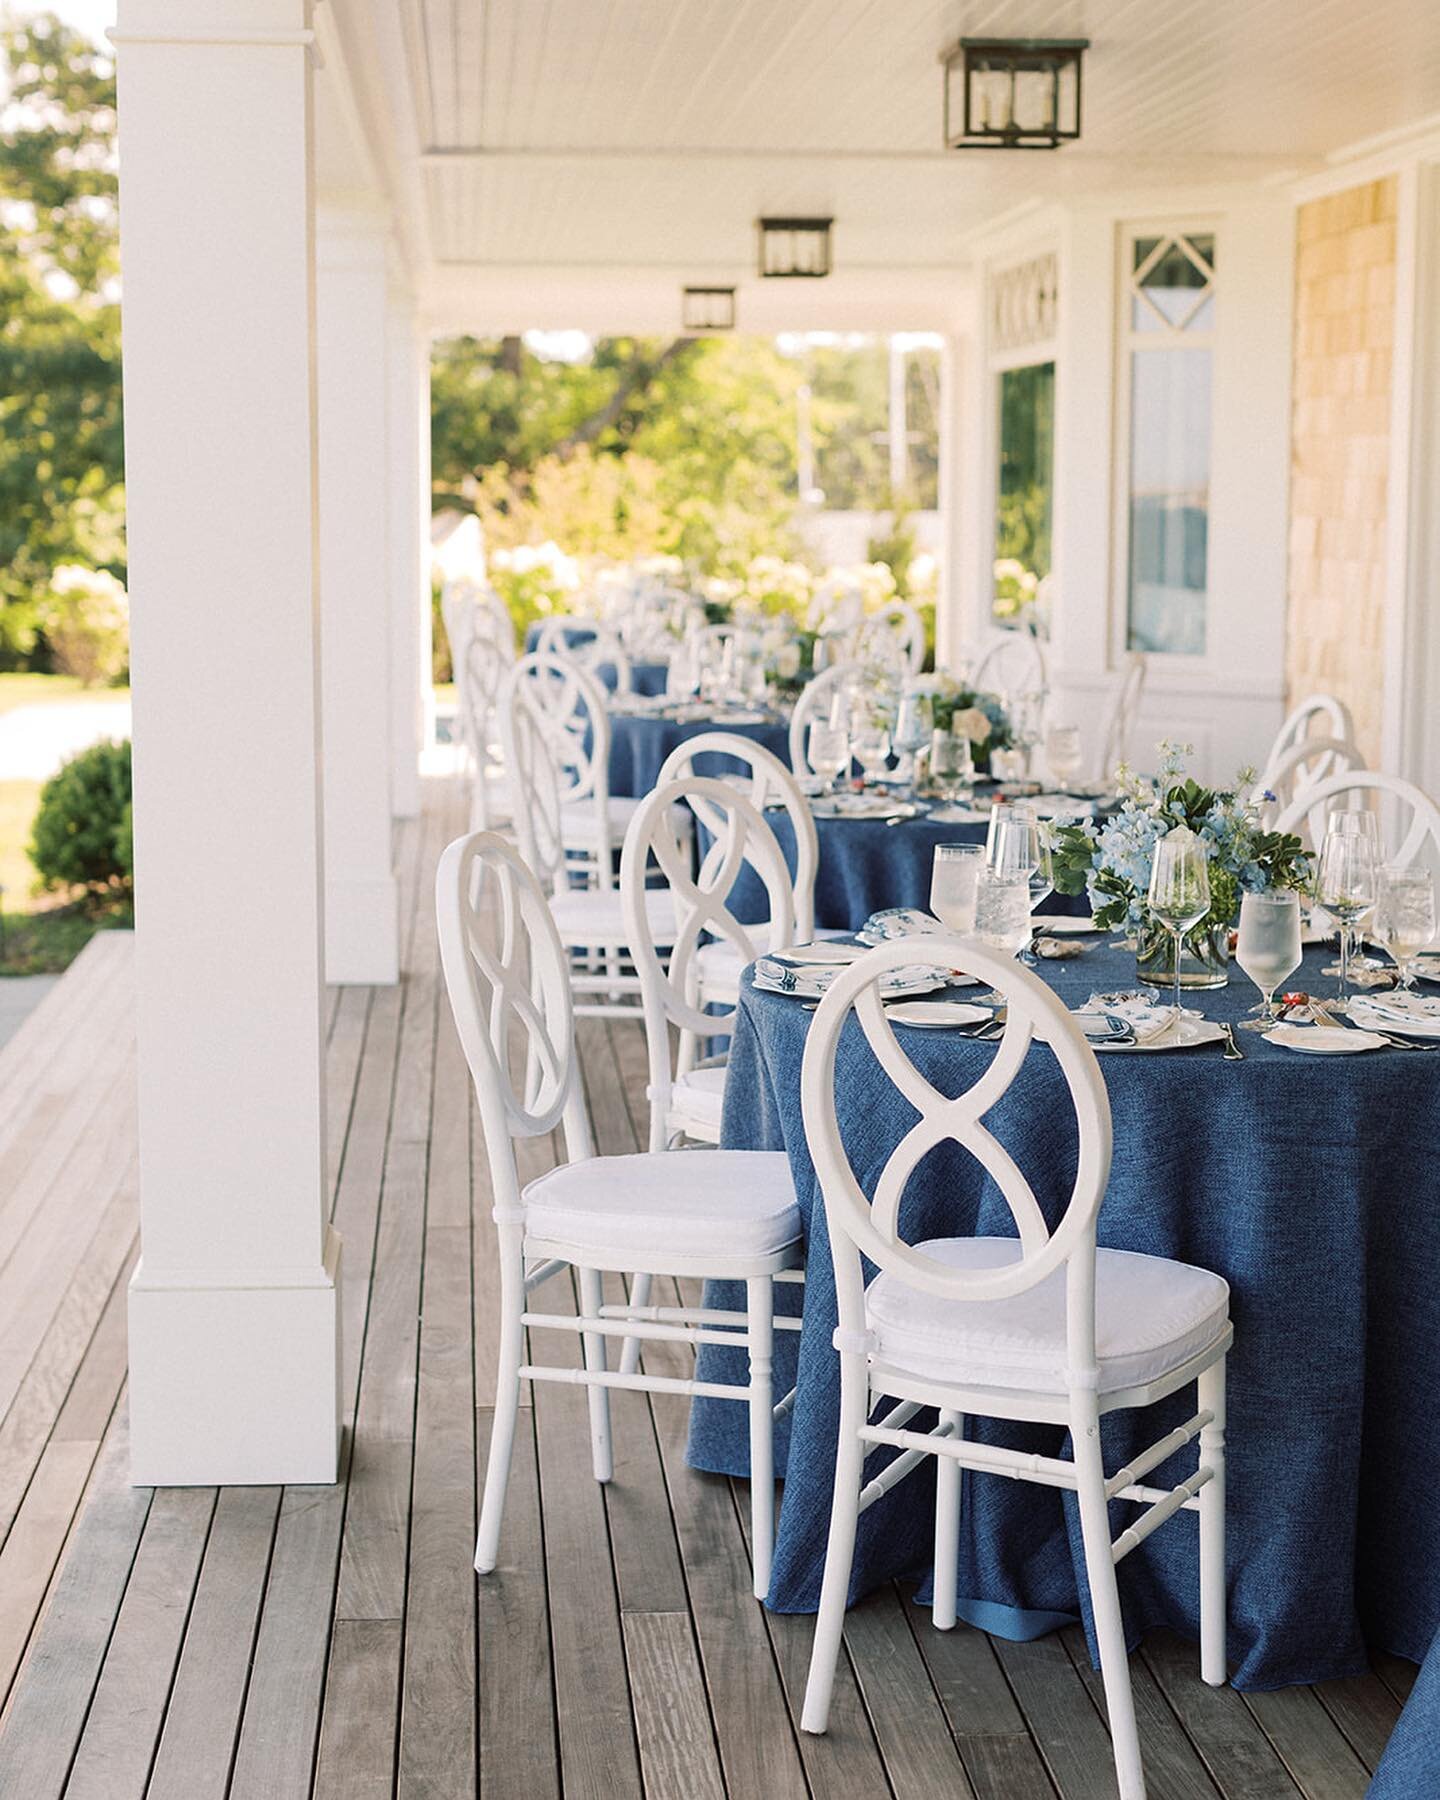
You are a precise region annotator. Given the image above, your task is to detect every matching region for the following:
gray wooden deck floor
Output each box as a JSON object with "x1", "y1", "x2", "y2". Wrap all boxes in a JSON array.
[{"x1": 0, "y1": 776, "x2": 1415, "y2": 1798}]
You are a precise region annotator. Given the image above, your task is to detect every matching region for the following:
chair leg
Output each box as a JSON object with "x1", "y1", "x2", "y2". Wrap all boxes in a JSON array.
[
  {"x1": 578, "y1": 1267, "x2": 613, "y2": 1484},
  {"x1": 618, "y1": 1272, "x2": 653, "y2": 1376},
  {"x1": 932, "y1": 1409, "x2": 963, "y2": 1631},
  {"x1": 1198, "y1": 1356, "x2": 1228, "y2": 1686},
  {"x1": 1072, "y1": 1398, "x2": 1146, "y2": 1800},
  {"x1": 801, "y1": 1358, "x2": 869, "y2": 1734},
  {"x1": 475, "y1": 1301, "x2": 524, "y2": 1573},
  {"x1": 746, "y1": 1276, "x2": 775, "y2": 1600}
]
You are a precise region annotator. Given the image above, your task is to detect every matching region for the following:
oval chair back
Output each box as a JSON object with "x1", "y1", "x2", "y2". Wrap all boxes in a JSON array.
[
  {"x1": 1252, "y1": 735, "x2": 1359, "y2": 830},
  {"x1": 1261, "y1": 693, "x2": 1356, "y2": 794},
  {"x1": 800, "y1": 935, "x2": 1112, "y2": 1379},
  {"x1": 533, "y1": 614, "x2": 633, "y2": 693},
  {"x1": 1273, "y1": 768, "x2": 1440, "y2": 869},
  {"x1": 621, "y1": 776, "x2": 795, "y2": 1152},
  {"x1": 789, "y1": 662, "x2": 862, "y2": 775},
  {"x1": 973, "y1": 631, "x2": 1049, "y2": 699},
  {"x1": 656, "y1": 730, "x2": 819, "y2": 941},
  {"x1": 854, "y1": 601, "x2": 925, "y2": 677},
  {"x1": 502, "y1": 651, "x2": 616, "y2": 892},
  {"x1": 1096, "y1": 652, "x2": 1147, "y2": 784},
  {"x1": 461, "y1": 610, "x2": 518, "y2": 830},
  {"x1": 435, "y1": 831, "x2": 591, "y2": 1212}
]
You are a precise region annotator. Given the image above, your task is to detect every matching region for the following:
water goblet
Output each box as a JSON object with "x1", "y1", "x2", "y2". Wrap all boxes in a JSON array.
[
  {"x1": 1045, "y1": 724, "x2": 1084, "y2": 791},
  {"x1": 1235, "y1": 890, "x2": 1302, "y2": 1030},
  {"x1": 893, "y1": 691, "x2": 932, "y2": 794},
  {"x1": 974, "y1": 872, "x2": 1034, "y2": 959},
  {"x1": 930, "y1": 843, "x2": 985, "y2": 934},
  {"x1": 929, "y1": 730, "x2": 974, "y2": 803},
  {"x1": 807, "y1": 721, "x2": 849, "y2": 796},
  {"x1": 1148, "y1": 826, "x2": 1212, "y2": 1017},
  {"x1": 1316, "y1": 821, "x2": 1378, "y2": 1008},
  {"x1": 851, "y1": 721, "x2": 892, "y2": 785},
  {"x1": 1373, "y1": 865, "x2": 1436, "y2": 990}
]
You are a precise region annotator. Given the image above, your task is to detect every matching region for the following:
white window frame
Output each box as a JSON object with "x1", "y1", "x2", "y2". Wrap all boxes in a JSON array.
[
  {"x1": 981, "y1": 249, "x2": 1059, "y2": 637},
  {"x1": 1110, "y1": 219, "x2": 1219, "y2": 670}
]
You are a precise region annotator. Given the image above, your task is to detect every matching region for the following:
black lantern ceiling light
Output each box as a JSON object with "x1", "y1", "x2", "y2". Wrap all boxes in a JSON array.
[
  {"x1": 757, "y1": 217, "x2": 833, "y2": 278},
  {"x1": 682, "y1": 286, "x2": 736, "y2": 331},
  {"x1": 942, "y1": 38, "x2": 1089, "y2": 150}
]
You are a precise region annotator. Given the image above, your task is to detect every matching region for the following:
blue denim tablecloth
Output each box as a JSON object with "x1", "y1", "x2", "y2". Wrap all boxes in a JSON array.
[
  {"x1": 522, "y1": 621, "x2": 668, "y2": 697},
  {"x1": 1369, "y1": 1626, "x2": 1440, "y2": 1794},
  {"x1": 607, "y1": 712, "x2": 791, "y2": 799},
  {"x1": 688, "y1": 940, "x2": 1440, "y2": 1691},
  {"x1": 722, "y1": 808, "x2": 1088, "y2": 932}
]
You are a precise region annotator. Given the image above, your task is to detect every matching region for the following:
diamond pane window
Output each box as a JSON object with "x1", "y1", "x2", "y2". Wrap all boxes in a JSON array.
[{"x1": 1131, "y1": 233, "x2": 1216, "y2": 333}]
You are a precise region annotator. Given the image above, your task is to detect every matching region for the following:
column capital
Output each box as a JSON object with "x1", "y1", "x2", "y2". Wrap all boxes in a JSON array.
[{"x1": 112, "y1": 0, "x2": 315, "y2": 54}]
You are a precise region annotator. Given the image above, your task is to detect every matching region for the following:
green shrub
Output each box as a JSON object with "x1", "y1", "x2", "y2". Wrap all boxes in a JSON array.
[
  {"x1": 40, "y1": 565, "x2": 130, "y2": 687},
  {"x1": 30, "y1": 738, "x2": 133, "y2": 895}
]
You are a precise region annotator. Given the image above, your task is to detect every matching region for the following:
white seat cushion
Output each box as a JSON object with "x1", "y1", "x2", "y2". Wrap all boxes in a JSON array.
[
  {"x1": 560, "y1": 796, "x2": 690, "y2": 848},
  {"x1": 866, "y1": 1237, "x2": 1229, "y2": 1396},
  {"x1": 669, "y1": 1064, "x2": 727, "y2": 1136},
  {"x1": 549, "y1": 885, "x2": 677, "y2": 947},
  {"x1": 523, "y1": 1150, "x2": 800, "y2": 1260}
]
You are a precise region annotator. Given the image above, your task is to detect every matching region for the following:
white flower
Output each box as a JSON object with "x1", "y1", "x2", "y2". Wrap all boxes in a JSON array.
[
  {"x1": 952, "y1": 706, "x2": 993, "y2": 744},
  {"x1": 774, "y1": 644, "x2": 801, "y2": 680}
]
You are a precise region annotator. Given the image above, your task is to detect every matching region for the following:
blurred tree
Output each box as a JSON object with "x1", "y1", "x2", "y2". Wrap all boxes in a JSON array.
[{"x1": 0, "y1": 13, "x2": 124, "y2": 662}]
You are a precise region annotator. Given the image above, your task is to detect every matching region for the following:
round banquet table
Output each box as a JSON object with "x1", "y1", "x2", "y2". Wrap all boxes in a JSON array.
[
  {"x1": 522, "y1": 621, "x2": 669, "y2": 698},
  {"x1": 723, "y1": 804, "x2": 1087, "y2": 933},
  {"x1": 686, "y1": 940, "x2": 1440, "y2": 1691},
  {"x1": 606, "y1": 711, "x2": 792, "y2": 799}
]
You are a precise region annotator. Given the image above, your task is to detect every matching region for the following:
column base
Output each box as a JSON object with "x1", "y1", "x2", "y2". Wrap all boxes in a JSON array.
[
  {"x1": 324, "y1": 870, "x2": 400, "y2": 985},
  {"x1": 128, "y1": 1226, "x2": 342, "y2": 1486}
]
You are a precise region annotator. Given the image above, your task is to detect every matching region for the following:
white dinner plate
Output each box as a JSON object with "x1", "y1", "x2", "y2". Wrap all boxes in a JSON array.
[
  {"x1": 769, "y1": 942, "x2": 867, "y2": 966},
  {"x1": 1349, "y1": 995, "x2": 1440, "y2": 1038},
  {"x1": 810, "y1": 796, "x2": 918, "y2": 821},
  {"x1": 1267, "y1": 1023, "x2": 1387, "y2": 1055},
  {"x1": 884, "y1": 1000, "x2": 992, "y2": 1030},
  {"x1": 1032, "y1": 914, "x2": 1103, "y2": 936}
]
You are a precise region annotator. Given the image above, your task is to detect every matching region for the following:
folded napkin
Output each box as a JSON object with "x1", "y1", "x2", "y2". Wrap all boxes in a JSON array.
[
  {"x1": 855, "y1": 907, "x2": 945, "y2": 944},
  {"x1": 1074, "y1": 999, "x2": 1179, "y2": 1045},
  {"x1": 754, "y1": 957, "x2": 942, "y2": 998},
  {"x1": 1353, "y1": 991, "x2": 1440, "y2": 1024}
]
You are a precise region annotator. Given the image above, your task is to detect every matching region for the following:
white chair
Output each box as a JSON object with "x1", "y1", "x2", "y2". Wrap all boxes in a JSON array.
[
  {"x1": 854, "y1": 601, "x2": 925, "y2": 676},
  {"x1": 1273, "y1": 769, "x2": 1440, "y2": 867},
  {"x1": 622, "y1": 774, "x2": 795, "y2": 1153},
  {"x1": 656, "y1": 733, "x2": 821, "y2": 1002},
  {"x1": 1260, "y1": 694, "x2": 1356, "y2": 796},
  {"x1": 1095, "y1": 652, "x2": 1147, "y2": 783},
  {"x1": 437, "y1": 830, "x2": 803, "y2": 1597},
  {"x1": 973, "y1": 630, "x2": 1049, "y2": 698},
  {"x1": 1253, "y1": 735, "x2": 1359, "y2": 829},
  {"x1": 459, "y1": 610, "x2": 516, "y2": 831},
  {"x1": 789, "y1": 662, "x2": 863, "y2": 776},
  {"x1": 501, "y1": 660, "x2": 678, "y2": 1018},
  {"x1": 533, "y1": 613, "x2": 633, "y2": 694},
  {"x1": 798, "y1": 935, "x2": 1232, "y2": 1800}
]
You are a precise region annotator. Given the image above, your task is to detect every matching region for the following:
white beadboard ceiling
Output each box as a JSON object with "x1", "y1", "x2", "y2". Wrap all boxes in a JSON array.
[{"x1": 324, "y1": 0, "x2": 1440, "y2": 320}]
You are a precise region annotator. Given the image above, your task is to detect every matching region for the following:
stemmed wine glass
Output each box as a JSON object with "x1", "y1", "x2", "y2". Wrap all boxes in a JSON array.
[
  {"x1": 1148, "y1": 827, "x2": 1211, "y2": 1016},
  {"x1": 892, "y1": 691, "x2": 932, "y2": 795},
  {"x1": 930, "y1": 843, "x2": 986, "y2": 933},
  {"x1": 1316, "y1": 819, "x2": 1378, "y2": 1009},
  {"x1": 1045, "y1": 724, "x2": 1084, "y2": 792},
  {"x1": 1320, "y1": 811, "x2": 1386, "y2": 979},
  {"x1": 1373, "y1": 865, "x2": 1436, "y2": 990},
  {"x1": 1235, "y1": 890, "x2": 1302, "y2": 1031},
  {"x1": 807, "y1": 720, "x2": 850, "y2": 798},
  {"x1": 851, "y1": 719, "x2": 892, "y2": 785}
]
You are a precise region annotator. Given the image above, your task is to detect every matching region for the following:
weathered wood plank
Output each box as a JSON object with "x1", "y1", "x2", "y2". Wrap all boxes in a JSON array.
[
  {"x1": 1060, "y1": 1624, "x2": 1220, "y2": 1800},
  {"x1": 991, "y1": 1629, "x2": 1121, "y2": 1800},
  {"x1": 397, "y1": 1225, "x2": 477, "y2": 1800},
  {"x1": 312, "y1": 1619, "x2": 403, "y2": 1800},
  {"x1": 0, "y1": 1412, "x2": 150, "y2": 1798},
  {"x1": 64, "y1": 1485, "x2": 216, "y2": 1800},
  {"x1": 624, "y1": 1610, "x2": 728, "y2": 1800},
  {"x1": 146, "y1": 1485, "x2": 283, "y2": 1800},
  {"x1": 477, "y1": 1404, "x2": 559, "y2": 1800},
  {"x1": 0, "y1": 1438, "x2": 101, "y2": 1710},
  {"x1": 1143, "y1": 1631, "x2": 1303, "y2": 1798},
  {"x1": 909, "y1": 1605, "x2": 1058, "y2": 1798},
  {"x1": 843, "y1": 1584, "x2": 979, "y2": 1797},
  {"x1": 1312, "y1": 1672, "x2": 1404, "y2": 1773},
  {"x1": 1243, "y1": 1683, "x2": 1371, "y2": 1798}
]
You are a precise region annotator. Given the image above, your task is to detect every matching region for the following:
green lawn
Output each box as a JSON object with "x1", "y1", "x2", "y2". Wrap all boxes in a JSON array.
[{"x1": 0, "y1": 675, "x2": 132, "y2": 975}]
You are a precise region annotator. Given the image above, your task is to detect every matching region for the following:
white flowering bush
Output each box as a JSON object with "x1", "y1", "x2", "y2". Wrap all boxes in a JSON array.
[
  {"x1": 488, "y1": 541, "x2": 581, "y2": 636},
  {"x1": 992, "y1": 556, "x2": 1040, "y2": 623},
  {"x1": 42, "y1": 565, "x2": 129, "y2": 687}
]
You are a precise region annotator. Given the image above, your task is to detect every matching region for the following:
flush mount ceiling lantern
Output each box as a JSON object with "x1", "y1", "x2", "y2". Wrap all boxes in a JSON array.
[
  {"x1": 942, "y1": 37, "x2": 1089, "y2": 150},
  {"x1": 682, "y1": 286, "x2": 737, "y2": 331},
  {"x1": 757, "y1": 217, "x2": 833, "y2": 279}
]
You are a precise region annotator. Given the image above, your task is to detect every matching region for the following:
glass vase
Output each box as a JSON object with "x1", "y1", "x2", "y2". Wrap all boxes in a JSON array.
[{"x1": 1135, "y1": 918, "x2": 1231, "y2": 990}]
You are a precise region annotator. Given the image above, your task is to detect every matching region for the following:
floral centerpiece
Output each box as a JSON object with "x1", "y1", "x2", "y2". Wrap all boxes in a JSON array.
[
  {"x1": 906, "y1": 674, "x2": 1014, "y2": 773},
  {"x1": 761, "y1": 623, "x2": 820, "y2": 698},
  {"x1": 1049, "y1": 745, "x2": 1311, "y2": 988}
]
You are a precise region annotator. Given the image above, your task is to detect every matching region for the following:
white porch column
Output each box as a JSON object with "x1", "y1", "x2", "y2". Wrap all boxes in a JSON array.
[
  {"x1": 387, "y1": 272, "x2": 431, "y2": 817},
  {"x1": 114, "y1": 0, "x2": 340, "y2": 1485},
  {"x1": 316, "y1": 204, "x2": 400, "y2": 980}
]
